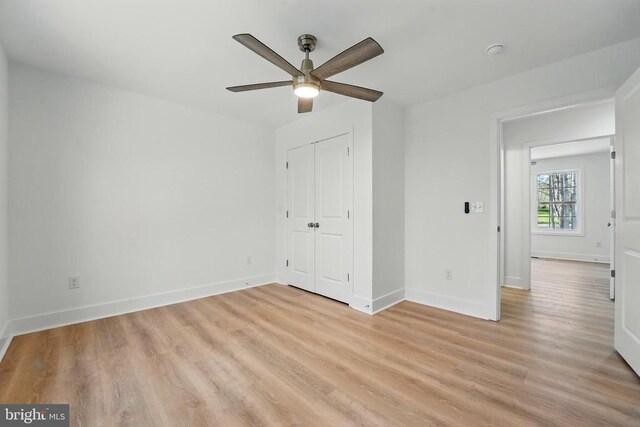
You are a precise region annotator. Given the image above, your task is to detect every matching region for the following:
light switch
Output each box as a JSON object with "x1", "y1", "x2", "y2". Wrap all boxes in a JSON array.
[{"x1": 470, "y1": 201, "x2": 484, "y2": 214}]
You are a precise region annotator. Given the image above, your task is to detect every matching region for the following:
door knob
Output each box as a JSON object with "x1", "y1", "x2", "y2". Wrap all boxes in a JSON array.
[
  {"x1": 314, "y1": 223, "x2": 320, "y2": 228},
  {"x1": 307, "y1": 222, "x2": 314, "y2": 228}
]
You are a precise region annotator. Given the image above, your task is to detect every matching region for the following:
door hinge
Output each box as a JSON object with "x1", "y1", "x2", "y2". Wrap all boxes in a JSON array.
[
  {"x1": 286, "y1": 210, "x2": 289, "y2": 218},
  {"x1": 611, "y1": 210, "x2": 617, "y2": 219},
  {"x1": 611, "y1": 269, "x2": 615, "y2": 278},
  {"x1": 497, "y1": 226, "x2": 501, "y2": 232},
  {"x1": 611, "y1": 151, "x2": 616, "y2": 160},
  {"x1": 347, "y1": 273, "x2": 350, "y2": 282},
  {"x1": 347, "y1": 210, "x2": 350, "y2": 219},
  {"x1": 347, "y1": 146, "x2": 350, "y2": 156},
  {"x1": 286, "y1": 260, "x2": 289, "y2": 267},
  {"x1": 286, "y1": 161, "x2": 289, "y2": 169}
]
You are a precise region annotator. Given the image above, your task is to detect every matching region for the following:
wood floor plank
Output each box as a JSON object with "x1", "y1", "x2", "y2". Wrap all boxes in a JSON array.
[{"x1": 1, "y1": 259, "x2": 639, "y2": 426}]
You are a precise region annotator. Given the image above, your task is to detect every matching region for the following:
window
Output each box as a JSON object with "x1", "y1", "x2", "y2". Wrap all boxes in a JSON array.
[{"x1": 533, "y1": 170, "x2": 581, "y2": 234}]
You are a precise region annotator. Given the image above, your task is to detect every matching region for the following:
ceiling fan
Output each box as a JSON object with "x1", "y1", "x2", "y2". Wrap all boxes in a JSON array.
[{"x1": 226, "y1": 33, "x2": 384, "y2": 113}]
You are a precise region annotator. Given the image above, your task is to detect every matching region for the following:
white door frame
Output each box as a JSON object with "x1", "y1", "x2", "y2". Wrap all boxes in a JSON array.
[
  {"x1": 489, "y1": 87, "x2": 614, "y2": 320},
  {"x1": 609, "y1": 142, "x2": 616, "y2": 300}
]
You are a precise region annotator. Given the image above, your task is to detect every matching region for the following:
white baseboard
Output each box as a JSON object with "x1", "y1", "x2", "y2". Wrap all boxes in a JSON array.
[
  {"x1": 372, "y1": 288, "x2": 405, "y2": 314},
  {"x1": 503, "y1": 275, "x2": 525, "y2": 288},
  {"x1": 10, "y1": 273, "x2": 276, "y2": 336},
  {"x1": 531, "y1": 251, "x2": 610, "y2": 264},
  {"x1": 502, "y1": 284, "x2": 529, "y2": 290},
  {"x1": 405, "y1": 287, "x2": 491, "y2": 320},
  {"x1": 349, "y1": 295, "x2": 373, "y2": 315},
  {"x1": 0, "y1": 321, "x2": 12, "y2": 362}
]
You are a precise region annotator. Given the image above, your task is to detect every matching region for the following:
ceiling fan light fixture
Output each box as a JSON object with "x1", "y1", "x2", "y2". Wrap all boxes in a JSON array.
[
  {"x1": 227, "y1": 33, "x2": 384, "y2": 112},
  {"x1": 293, "y1": 82, "x2": 320, "y2": 98}
]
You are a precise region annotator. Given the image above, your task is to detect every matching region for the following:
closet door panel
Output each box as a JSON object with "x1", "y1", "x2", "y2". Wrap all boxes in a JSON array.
[
  {"x1": 314, "y1": 134, "x2": 353, "y2": 303},
  {"x1": 286, "y1": 144, "x2": 315, "y2": 292}
]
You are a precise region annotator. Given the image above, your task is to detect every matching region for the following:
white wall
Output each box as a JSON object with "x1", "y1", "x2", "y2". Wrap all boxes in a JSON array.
[
  {"x1": 405, "y1": 37, "x2": 640, "y2": 320},
  {"x1": 8, "y1": 63, "x2": 276, "y2": 326},
  {"x1": 503, "y1": 101, "x2": 614, "y2": 287},
  {"x1": 530, "y1": 152, "x2": 611, "y2": 262},
  {"x1": 0, "y1": 42, "x2": 9, "y2": 352},
  {"x1": 503, "y1": 101, "x2": 615, "y2": 144},
  {"x1": 275, "y1": 100, "x2": 374, "y2": 312},
  {"x1": 372, "y1": 100, "x2": 405, "y2": 310}
]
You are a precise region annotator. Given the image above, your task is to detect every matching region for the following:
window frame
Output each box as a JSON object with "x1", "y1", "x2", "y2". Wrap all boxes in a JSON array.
[{"x1": 531, "y1": 168, "x2": 584, "y2": 236}]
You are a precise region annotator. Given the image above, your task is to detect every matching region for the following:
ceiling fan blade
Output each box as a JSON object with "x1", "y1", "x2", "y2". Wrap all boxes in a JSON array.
[
  {"x1": 298, "y1": 97, "x2": 313, "y2": 113},
  {"x1": 226, "y1": 81, "x2": 292, "y2": 92},
  {"x1": 233, "y1": 34, "x2": 304, "y2": 77},
  {"x1": 311, "y1": 37, "x2": 383, "y2": 80},
  {"x1": 321, "y1": 80, "x2": 383, "y2": 102}
]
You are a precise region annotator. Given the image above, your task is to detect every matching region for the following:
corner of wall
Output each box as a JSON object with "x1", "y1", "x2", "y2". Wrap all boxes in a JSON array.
[
  {"x1": 0, "y1": 38, "x2": 11, "y2": 361},
  {"x1": 372, "y1": 98, "x2": 405, "y2": 302},
  {"x1": 0, "y1": 322, "x2": 11, "y2": 362}
]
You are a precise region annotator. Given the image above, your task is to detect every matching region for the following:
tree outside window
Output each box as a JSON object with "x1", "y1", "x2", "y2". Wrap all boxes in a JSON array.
[{"x1": 535, "y1": 170, "x2": 579, "y2": 232}]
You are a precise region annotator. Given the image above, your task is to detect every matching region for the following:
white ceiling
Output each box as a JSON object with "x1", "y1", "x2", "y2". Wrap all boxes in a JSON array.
[
  {"x1": 1, "y1": 0, "x2": 640, "y2": 127},
  {"x1": 531, "y1": 137, "x2": 611, "y2": 160}
]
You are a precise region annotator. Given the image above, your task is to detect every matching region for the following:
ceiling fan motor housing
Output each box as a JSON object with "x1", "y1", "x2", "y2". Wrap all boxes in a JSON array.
[
  {"x1": 294, "y1": 57, "x2": 321, "y2": 96},
  {"x1": 297, "y1": 34, "x2": 317, "y2": 52}
]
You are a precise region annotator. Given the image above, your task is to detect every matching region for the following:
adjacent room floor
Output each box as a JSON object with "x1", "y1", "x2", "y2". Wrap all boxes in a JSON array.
[{"x1": 1, "y1": 259, "x2": 638, "y2": 425}]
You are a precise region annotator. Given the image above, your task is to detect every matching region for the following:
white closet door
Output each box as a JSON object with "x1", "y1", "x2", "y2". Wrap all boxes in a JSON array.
[
  {"x1": 287, "y1": 144, "x2": 315, "y2": 292},
  {"x1": 314, "y1": 134, "x2": 353, "y2": 303}
]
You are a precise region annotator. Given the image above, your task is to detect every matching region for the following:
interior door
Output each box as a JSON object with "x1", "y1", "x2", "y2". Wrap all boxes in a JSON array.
[
  {"x1": 614, "y1": 66, "x2": 640, "y2": 376},
  {"x1": 314, "y1": 134, "x2": 353, "y2": 303},
  {"x1": 610, "y1": 140, "x2": 616, "y2": 300},
  {"x1": 287, "y1": 144, "x2": 315, "y2": 292}
]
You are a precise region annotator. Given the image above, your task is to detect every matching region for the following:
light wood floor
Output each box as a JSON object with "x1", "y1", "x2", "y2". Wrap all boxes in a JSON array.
[{"x1": 1, "y1": 259, "x2": 639, "y2": 426}]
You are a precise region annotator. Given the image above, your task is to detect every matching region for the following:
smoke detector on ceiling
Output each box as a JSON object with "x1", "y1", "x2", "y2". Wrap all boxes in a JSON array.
[{"x1": 486, "y1": 44, "x2": 505, "y2": 55}]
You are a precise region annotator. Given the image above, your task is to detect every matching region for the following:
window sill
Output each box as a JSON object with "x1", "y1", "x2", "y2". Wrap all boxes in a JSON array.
[{"x1": 531, "y1": 230, "x2": 584, "y2": 237}]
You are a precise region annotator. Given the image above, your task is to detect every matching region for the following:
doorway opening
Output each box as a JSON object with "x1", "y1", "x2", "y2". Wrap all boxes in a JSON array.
[
  {"x1": 493, "y1": 95, "x2": 616, "y2": 320},
  {"x1": 492, "y1": 66, "x2": 640, "y2": 377},
  {"x1": 527, "y1": 137, "x2": 615, "y2": 300}
]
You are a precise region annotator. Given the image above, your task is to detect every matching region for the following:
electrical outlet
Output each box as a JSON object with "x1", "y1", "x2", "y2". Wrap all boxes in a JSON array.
[
  {"x1": 445, "y1": 269, "x2": 453, "y2": 280},
  {"x1": 246, "y1": 256, "x2": 253, "y2": 266},
  {"x1": 68, "y1": 276, "x2": 80, "y2": 289}
]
